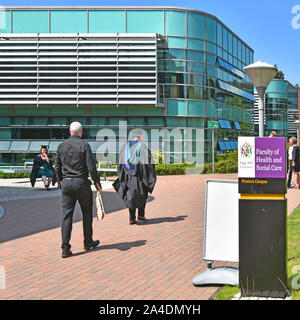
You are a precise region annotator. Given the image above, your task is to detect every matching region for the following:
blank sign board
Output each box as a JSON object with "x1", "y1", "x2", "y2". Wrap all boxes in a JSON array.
[{"x1": 203, "y1": 180, "x2": 239, "y2": 263}]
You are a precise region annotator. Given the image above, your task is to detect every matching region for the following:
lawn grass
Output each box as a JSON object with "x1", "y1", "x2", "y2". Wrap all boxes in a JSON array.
[
  {"x1": 215, "y1": 285, "x2": 240, "y2": 300},
  {"x1": 215, "y1": 205, "x2": 300, "y2": 300},
  {"x1": 287, "y1": 205, "x2": 300, "y2": 300}
]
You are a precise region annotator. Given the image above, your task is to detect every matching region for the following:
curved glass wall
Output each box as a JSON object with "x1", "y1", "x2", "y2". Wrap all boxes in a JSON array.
[
  {"x1": 157, "y1": 8, "x2": 254, "y2": 160},
  {"x1": 265, "y1": 80, "x2": 289, "y2": 137}
]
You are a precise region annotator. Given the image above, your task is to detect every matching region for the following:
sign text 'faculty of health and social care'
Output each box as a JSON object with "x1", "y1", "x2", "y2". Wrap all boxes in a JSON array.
[{"x1": 238, "y1": 137, "x2": 286, "y2": 179}]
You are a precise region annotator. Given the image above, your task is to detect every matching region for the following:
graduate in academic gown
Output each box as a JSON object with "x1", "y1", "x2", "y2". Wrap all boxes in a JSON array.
[
  {"x1": 30, "y1": 145, "x2": 57, "y2": 189},
  {"x1": 113, "y1": 130, "x2": 157, "y2": 224},
  {"x1": 288, "y1": 137, "x2": 300, "y2": 189}
]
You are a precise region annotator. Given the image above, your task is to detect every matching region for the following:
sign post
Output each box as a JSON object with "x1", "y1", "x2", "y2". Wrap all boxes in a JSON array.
[
  {"x1": 192, "y1": 180, "x2": 239, "y2": 287},
  {"x1": 238, "y1": 137, "x2": 288, "y2": 298},
  {"x1": 208, "y1": 121, "x2": 219, "y2": 174}
]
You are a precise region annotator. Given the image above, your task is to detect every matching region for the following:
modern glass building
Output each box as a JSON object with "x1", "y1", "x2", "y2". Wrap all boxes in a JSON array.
[
  {"x1": 287, "y1": 83, "x2": 299, "y2": 137},
  {"x1": 0, "y1": 7, "x2": 255, "y2": 165},
  {"x1": 256, "y1": 79, "x2": 299, "y2": 138}
]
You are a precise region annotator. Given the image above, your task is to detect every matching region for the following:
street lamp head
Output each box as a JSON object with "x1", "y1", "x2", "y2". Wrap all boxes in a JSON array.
[
  {"x1": 245, "y1": 61, "x2": 277, "y2": 138},
  {"x1": 244, "y1": 60, "x2": 277, "y2": 89}
]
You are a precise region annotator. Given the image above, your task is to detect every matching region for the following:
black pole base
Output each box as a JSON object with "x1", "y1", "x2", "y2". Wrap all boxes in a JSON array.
[{"x1": 239, "y1": 199, "x2": 288, "y2": 298}]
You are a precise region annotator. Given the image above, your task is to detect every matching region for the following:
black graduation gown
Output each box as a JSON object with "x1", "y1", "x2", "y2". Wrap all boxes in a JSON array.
[
  {"x1": 113, "y1": 142, "x2": 157, "y2": 209},
  {"x1": 292, "y1": 145, "x2": 300, "y2": 172},
  {"x1": 30, "y1": 154, "x2": 57, "y2": 187}
]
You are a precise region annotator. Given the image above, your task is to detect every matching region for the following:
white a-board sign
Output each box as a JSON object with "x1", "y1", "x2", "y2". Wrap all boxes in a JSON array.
[{"x1": 203, "y1": 180, "x2": 239, "y2": 263}]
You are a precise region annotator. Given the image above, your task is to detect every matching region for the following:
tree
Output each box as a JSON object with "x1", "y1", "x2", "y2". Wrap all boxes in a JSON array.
[{"x1": 274, "y1": 64, "x2": 285, "y2": 80}]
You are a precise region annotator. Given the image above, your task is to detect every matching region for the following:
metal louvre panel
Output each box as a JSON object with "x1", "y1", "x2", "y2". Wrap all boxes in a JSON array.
[
  {"x1": 253, "y1": 92, "x2": 266, "y2": 125},
  {"x1": 0, "y1": 33, "x2": 158, "y2": 106},
  {"x1": 288, "y1": 109, "x2": 298, "y2": 136}
]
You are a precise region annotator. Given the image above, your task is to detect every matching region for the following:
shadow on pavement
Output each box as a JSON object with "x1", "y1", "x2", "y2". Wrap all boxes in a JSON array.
[
  {"x1": 0, "y1": 185, "x2": 60, "y2": 192},
  {"x1": 0, "y1": 190, "x2": 154, "y2": 244},
  {"x1": 72, "y1": 240, "x2": 147, "y2": 257},
  {"x1": 139, "y1": 215, "x2": 188, "y2": 225}
]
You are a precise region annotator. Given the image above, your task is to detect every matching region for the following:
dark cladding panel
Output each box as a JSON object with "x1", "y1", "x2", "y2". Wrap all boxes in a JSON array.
[{"x1": 239, "y1": 199, "x2": 288, "y2": 298}]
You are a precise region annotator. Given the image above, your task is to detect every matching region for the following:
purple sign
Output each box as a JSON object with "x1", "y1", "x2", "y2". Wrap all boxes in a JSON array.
[{"x1": 255, "y1": 137, "x2": 286, "y2": 178}]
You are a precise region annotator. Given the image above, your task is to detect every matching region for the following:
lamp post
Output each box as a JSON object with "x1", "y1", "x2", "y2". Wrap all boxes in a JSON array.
[{"x1": 244, "y1": 61, "x2": 277, "y2": 137}]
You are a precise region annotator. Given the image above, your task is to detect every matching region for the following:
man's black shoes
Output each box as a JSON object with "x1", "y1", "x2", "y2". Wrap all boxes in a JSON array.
[
  {"x1": 62, "y1": 240, "x2": 100, "y2": 257},
  {"x1": 137, "y1": 216, "x2": 148, "y2": 222},
  {"x1": 84, "y1": 240, "x2": 100, "y2": 251},
  {"x1": 62, "y1": 249, "x2": 72, "y2": 259}
]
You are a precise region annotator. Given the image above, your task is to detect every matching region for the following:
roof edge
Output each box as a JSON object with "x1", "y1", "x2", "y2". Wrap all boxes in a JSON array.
[{"x1": 0, "y1": 6, "x2": 254, "y2": 52}]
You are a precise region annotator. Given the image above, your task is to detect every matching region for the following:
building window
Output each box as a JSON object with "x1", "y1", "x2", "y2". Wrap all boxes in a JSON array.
[
  {"x1": 206, "y1": 17, "x2": 217, "y2": 43},
  {"x1": 187, "y1": 12, "x2": 205, "y2": 39},
  {"x1": 127, "y1": 10, "x2": 164, "y2": 34},
  {"x1": 165, "y1": 10, "x2": 186, "y2": 36}
]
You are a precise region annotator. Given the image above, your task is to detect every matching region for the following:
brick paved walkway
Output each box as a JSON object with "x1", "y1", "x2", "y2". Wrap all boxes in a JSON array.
[{"x1": 0, "y1": 174, "x2": 299, "y2": 300}]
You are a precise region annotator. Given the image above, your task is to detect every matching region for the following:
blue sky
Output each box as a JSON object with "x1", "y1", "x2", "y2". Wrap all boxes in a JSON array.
[{"x1": 1, "y1": 0, "x2": 299, "y2": 85}]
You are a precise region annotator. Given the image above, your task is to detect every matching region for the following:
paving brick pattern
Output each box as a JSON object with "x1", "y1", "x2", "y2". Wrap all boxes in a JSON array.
[{"x1": 0, "y1": 174, "x2": 299, "y2": 300}]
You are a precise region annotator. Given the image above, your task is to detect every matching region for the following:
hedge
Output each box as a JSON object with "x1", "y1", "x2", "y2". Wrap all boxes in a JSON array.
[
  {"x1": 202, "y1": 161, "x2": 238, "y2": 174},
  {"x1": 155, "y1": 164, "x2": 187, "y2": 175},
  {"x1": 0, "y1": 172, "x2": 31, "y2": 179},
  {"x1": 0, "y1": 152, "x2": 238, "y2": 178}
]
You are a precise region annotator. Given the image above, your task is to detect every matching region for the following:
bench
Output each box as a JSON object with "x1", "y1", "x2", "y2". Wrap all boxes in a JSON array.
[
  {"x1": 0, "y1": 161, "x2": 33, "y2": 174},
  {"x1": 97, "y1": 162, "x2": 117, "y2": 181},
  {"x1": 1, "y1": 161, "x2": 118, "y2": 181},
  {"x1": 24, "y1": 161, "x2": 33, "y2": 170}
]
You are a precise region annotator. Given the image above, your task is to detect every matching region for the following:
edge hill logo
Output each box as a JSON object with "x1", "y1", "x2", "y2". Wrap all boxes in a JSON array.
[{"x1": 240, "y1": 142, "x2": 253, "y2": 159}]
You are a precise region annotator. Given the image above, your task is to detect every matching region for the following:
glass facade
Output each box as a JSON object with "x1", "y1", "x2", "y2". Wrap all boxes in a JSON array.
[
  {"x1": 12, "y1": 10, "x2": 49, "y2": 33},
  {"x1": 263, "y1": 80, "x2": 298, "y2": 138},
  {"x1": 287, "y1": 83, "x2": 299, "y2": 137},
  {"x1": 89, "y1": 10, "x2": 126, "y2": 33},
  {"x1": 0, "y1": 7, "x2": 255, "y2": 165}
]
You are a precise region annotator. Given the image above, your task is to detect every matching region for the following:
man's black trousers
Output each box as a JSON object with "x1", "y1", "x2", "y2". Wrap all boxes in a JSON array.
[
  {"x1": 287, "y1": 160, "x2": 293, "y2": 188},
  {"x1": 61, "y1": 177, "x2": 93, "y2": 250},
  {"x1": 129, "y1": 203, "x2": 146, "y2": 222}
]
